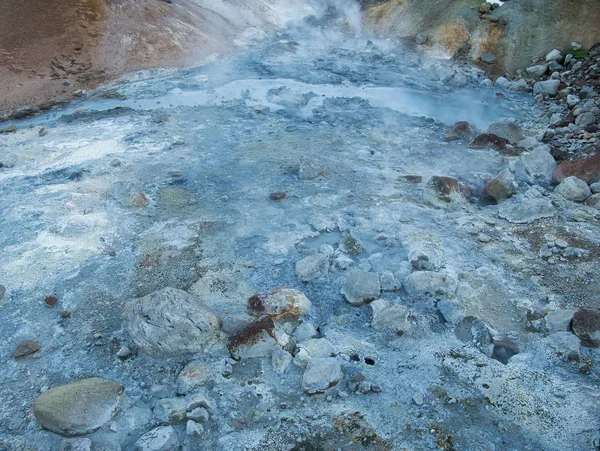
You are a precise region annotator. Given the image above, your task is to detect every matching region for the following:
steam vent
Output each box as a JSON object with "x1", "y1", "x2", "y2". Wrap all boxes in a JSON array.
[{"x1": 1, "y1": 0, "x2": 600, "y2": 449}]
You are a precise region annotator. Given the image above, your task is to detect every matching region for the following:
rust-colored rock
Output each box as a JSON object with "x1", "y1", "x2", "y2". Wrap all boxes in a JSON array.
[
  {"x1": 14, "y1": 340, "x2": 40, "y2": 359},
  {"x1": 552, "y1": 147, "x2": 600, "y2": 185},
  {"x1": 44, "y1": 295, "x2": 58, "y2": 307},
  {"x1": 248, "y1": 287, "x2": 311, "y2": 321},
  {"x1": 427, "y1": 176, "x2": 462, "y2": 202},
  {"x1": 572, "y1": 309, "x2": 600, "y2": 348},
  {"x1": 226, "y1": 315, "x2": 289, "y2": 360},
  {"x1": 470, "y1": 133, "x2": 509, "y2": 151}
]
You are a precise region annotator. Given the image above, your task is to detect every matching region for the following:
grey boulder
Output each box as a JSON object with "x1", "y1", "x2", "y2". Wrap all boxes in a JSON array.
[
  {"x1": 125, "y1": 287, "x2": 222, "y2": 358},
  {"x1": 341, "y1": 271, "x2": 381, "y2": 305},
  {"x1": 487, "y1": 120, "x2": 523, "y2": 144},
  {"x1": 33, "y1": 377, "x2": 124, "y2": 436},
  {"x1": 302, "y1": 358, "x2": 343, "y2": 394},
  {"x1": 521, "y1": 147, "x2": 556, "y2": 183},
  {"x1": 533, "y1": 79, "x2": 560, "y2": 96},
  {"x1": 554, "y1": 176, "x2": 591, "y2": 202}
]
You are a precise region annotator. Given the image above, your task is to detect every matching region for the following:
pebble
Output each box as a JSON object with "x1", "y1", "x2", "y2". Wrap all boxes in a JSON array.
[
  {"x1": 45, "y1": 295, "x2": 58, "y2": 307},
  {"x1": 270, "y1": 192, "x2": 286, "y2": 201},
  {"x1": 413, "y1": 393, "x2": 424, "y2": 405},
  {"x1": 302, "y1": 358, "x2": 343, "y2": 395},
  {"x1": 340, "y1": 270, "x2": 381, "y2": 305},
  {"x1": 117, "y1": 346, "x2": 131, "y2": 360},
  {"x1": 14, "y1": 340, "x2": 40, "y2": 359},
  {"x1": 134, "y1": 425, "x2": 179, "y2": 451}
]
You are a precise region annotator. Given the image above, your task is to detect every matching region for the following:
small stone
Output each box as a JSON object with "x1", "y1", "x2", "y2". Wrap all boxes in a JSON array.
[
  {"x1": 302, "y1": 358, "x2": 343, "y2": 395},
  {"x1": 339, "y1": 235, "x2": 363, "y2": 255},
  {"x1": 186, "y1": 420, "x2": 204, "y2": 439},
  {"x1": 1, "y1": 124, "x2": 17, "y2": 133},
  {"x1": 0, "y1": 284, "x2": 5, "y2": 300},
  {"x1": 187, "y1": 407, "x2": 210, "y2": 423},
  {"x1": 590, "y1": 182, "x2": 600, "y2": 194},
  {"x1": 572, "y1": 309, "x2": 600, "y2": 348},
  {"x1": 370, "y1": 299, "x2": 409, "y2": 330},
  {"x1": 481, "y1": 53, "x2": 496, "y2": 64},
  {"x1": 545, "y1": 309, "x2": 576, "y2": 333},
  {"x1": 45, "y1": 295, "x2": 58, "y2": 307},
  {"x1": 33, "y1": 378, "x2": 124, "y2": 436},
  {"x1": 272, "y1": 349, "x2": 293, "y2": 374},
  {"x1": 575, "y1": 112, "x2": 596, "y2": 127},
  {"x1": 295, "y1": 253, "x2": 329, "y2": 282},
  {"x1": 427, "y1": 176, "x2": 462, "y2": 202},
  {"x1": 116, "y1": 346, "x2": 131, "y2": 360},
  {"x1": 521, "y1": 147, "x2": 557, "y2": 182},
  {"x1": 380, "y1": 271, "x2": 401, "y2": 291},
  {"x1": 132, "y1": 193, "x2": 150, "y2": 207},
  {"x1": 571, "y1": 42, "x2": 582, "y2": 51},
  {"x1": 415, "y1": 33, "x2": 427, "y2": 45},
  {"x1": 495, "y1": 77, "x2": 512, "y2": 90},
  {"x1": 546, "y1": 332, "x2": 580, "y2": 361},
  {"x1": 554, "y1": 239, "x2": 568, "y2": 249},
  {"x1": 413, "y1": 393, "x2": 424, "y2": 405},
  {"x1": 586, "y1": 194, "x2": 600, "y2": 209},
  {"x1": 110, "y1": 159, "x2": 122, "y2": 167},
  {"x1": 176, "y1": 361, "x2": 212, "y2": 394},
  {"x1": 404, "y1": 271, "x2": 457, "y2": 296},
  {"x1": 299, "y1": 159, "x2": 322, "y2": 180},
  {"x1": 554, "y1": 176, "x2": 591, "y2": 202},
  {"x1": 248, "y1": 287, "x2": 311, "y2": 321},
  {"x1": 437, "y1": 299, "x2": 464, "y2": 324},
  {"x1": 134, "y1": 426, "x2": 179, "y2": 451},
  {"x1": 341, "y1": 271, "x2": 381, "y2": 305},
  {"x1": 293, "y1": 322, "x2": 319, "y2": 342},
  {"x1": 153, "y1": 398, "x2": 187, "y2": 423},
  {"x1": 487, "y1": 120, "x2": 524, "y2": 144},
  {"x1": 545, "y1": 49, "x2": 562, "y2": 62},
  {"x1": 14, "y1": 340, "x2": 40, "y2": 359},
  {"x1": 297, "y1": 338, "x2": 335, "y2": 359},
  {"x1": 484, "y1": 170, "x2": 517, "y2": 202},
  {"x1": 227, "y1": 315, "x2": 289, "y2": 360},
  {"x1": 533, "y1": 80, "x2": 560, "y2": 96},
  {"x1": 526, "y1": 64, "x2": 548, "y2": 77},
  {"x1": 187, "y1": 391, "x2": 214, "y2": 412},
  {"x1": 477, "y1": 233, "x2": 491, "y2": 243},
  {"x1": 567, "y1": 94, "x2": 581, "y2": 107},
  {"x1": 270, "y1": 192, "x2": 286, "y2": 201}
]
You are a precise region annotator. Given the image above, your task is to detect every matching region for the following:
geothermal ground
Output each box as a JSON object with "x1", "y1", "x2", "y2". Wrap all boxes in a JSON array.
[{"x1": 1, "y1": 6, "x2": 599, "y2": 451}]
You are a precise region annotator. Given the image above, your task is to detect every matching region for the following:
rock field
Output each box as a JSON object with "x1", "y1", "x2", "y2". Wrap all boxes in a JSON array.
[{"x1": 1, "y1": 2, "x2": 600, "y2": 450}]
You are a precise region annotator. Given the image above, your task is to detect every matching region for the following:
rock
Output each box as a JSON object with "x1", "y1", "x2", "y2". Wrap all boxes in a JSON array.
[
  {"x1": 1, "y1": 124, "x2": 17, "y2": 134},
  {"x1": 498, "y1": 198, "x2": 555, "y2": 224},
  {"x1": 437, "y1": 299, "x2": 464, "y2": 324},
  {"x1": 585, "y1": 194, "x2": 600, "y2": 209},
  {"x1": 295, "y1": 253, "x2": 329, "y2": 282},
  {"x1": 45, "y1": 295, "x2": 58, "y2": 307},
  {"x1": 227, "y1": 315, "x2": 289, "y2": 359},
  {"x1": 341, "y1": 271, "x2": 381, "y2": 305},
  {"x1": 186, "y1": 391, "x2": 214, "y2": 411},
  {"x1": 509, "y1": 79, "x2": 529, "y2": 92},
  {"x1": 415, "y1": 33, "x2": 427, "y2": 45},
  {"x1": 248, "y1": 287, "x2": 311, "y2": 321},
  {"x1": 270, "y1": 192, "x2": 286, "y2": 201},
  {"x1": 545, "y1": 309, "x2": 576, "y2": 334},
  {"x1": 548, "y1": 60, "x2": 563, "y2": 72},
  {"x1": 590, "y1": 182, "x2": 600, "y2": 194},
  {"x1": 124, "y1": 287, "x2": 222, "y2": 358},
  {"x1": 526, "y1": 64, "x2": 548, "y2": 77},
  {"x1": 547, "y1": 332, "x2": 580, "y2": 361},
  {"x1": 293, "y1": 322, "x2": 319, "y2": 342},
  {"x1": 14, "y1": 340, "x2": 40, "y2": 359},
  {"x1": 150, "y1": 110, "x2": 170, "y2": 124},
  {"x1": 495, "y1": 77, "x2": 512, "y2": 90},
  {"x1": 187, "y1": 407, "x2": 209, "y2": 423},
  {"x1": 339, "y1": 235, "x2": 363, "y2": 255},
  {"x1": 33, "y1": 378, "x2": 124, "y2": 436},
  {"x1": 575, "y1": 112, "x2": 596, "y2": 127},
  {"x1": 153, "y1": 398, "x2": 187, "y2": 424},
  {"x1": 176, "y1": 361, "x2": 212, "y2": 394},
  {"x1": 413, "y1": 393, "x2": 424, "y2": 405},
  {"x1": 299, "y1": 159, "x2": 322, "y2": 179},
  {"x1": 521, "y1": 147, "x2": 557, "y2": 182},
  {"x1": 484, "y1": 170, "x2": 517, "y2": 202},
  {"x1": 554, "y1": 176, "x2": 591, "y2": 202},
  {"x1": 567, "y1": 94, "x2": 581, "y2": 107},
  {"x1": 59, "y1": 438, "x2": 92, "y2": 451},
  {"x1": 572, "y1": 309, "x2": 600, "y2": 347},
  {"x1": 186, "y1": 420, "x2": 204, "y2": 439},
  {"x1": 302, "y1": 358, "x2": 343, "y2": 394},
  {"x1": 452, "y1": 121, "x2": 473, "y2": 141},
  {"x1": 481, "y1": 53, "x2": 496, "y2": 64},
  {"x1": 297, "y1": 338, "x2": 335, "y2": 359},
  {"x1": 380, "y1": 271, "x2": 401, "y2": 291},
  {"x1": 552, "y1": 149, "x2": 600, "y2": 185},
  {"x1": 487, "y1": 120, "x2": 524, "y2": 144},
  {"x1": 272, "y1": 349, "x2": 293, "y2": 373},
  {"x1": 533, "y1": 80, "x2": 560, "y2": 96},
  {"x1": 470, "y1": 133, "x2": 510, "y2": 151},
  {"x1": 370, "y1": 299, "x2": 409, "y2": 330},
  {"x1": 545, "y1": 49, "x2": 562, "y2": 62},
  {"x1": 0, "y1": 284, "x2": 5, "y2": 300},
  {"x1": 427, "y1": 176, "x2": 462, "y2": 201},
  {"x1": 549, "y1": 113, "x2": 562, "y2": 126},
  {"x1": 571, "y1": 41, "x2": 582, "y2": 51},
  {"x1": 404, "y1": 271, "x2": 457, "y2": 296},
  {"x1": 116, "y1": 346, "x2": 131, "y2": 360},
  {"x1": 134, "y1": 426, "x2": 179, "y2": 451}
]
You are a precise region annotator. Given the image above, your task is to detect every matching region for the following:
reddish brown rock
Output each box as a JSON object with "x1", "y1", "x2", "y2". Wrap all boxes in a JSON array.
[
  {"x1": 226, "y1": 315, "x2": 289, "y2": 360},
  {"x1": 572, "y1": 309, "x2": 600, "y2": 348},
  {"x1": 248, "y1": 287, "x2": 311, "y2": 321},
  {"x1": 585, "y1": 193, "x2": 600, "y2": 209},
  {"x1": 427, "y1": 176, "x2": 462, "y2": 201},
  {"x1": 14, "y1": 340, "x2": 40, "y2": 359},
  {"x1": 44, "y1": 295, "x2": 58, "y2": 307},
  {"x1": 470, "y1": 133, "x2": 509, "y2": 151},
  {"x1": 269, "y1": 192, "x2": 286, "y2": 201},
  {"x1": 552, "y1": 147, "x2": 600, "y2": 185}
]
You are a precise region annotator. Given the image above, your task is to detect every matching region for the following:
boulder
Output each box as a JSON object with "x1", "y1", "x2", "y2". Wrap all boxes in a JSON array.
[
  {"x1": 498, "y1": 198, "x2": 555, "y2": 224},
  {"x1": 33, "y1": 378, "x2": 124, "y2": 436},
  {"x1": 404, "y1": 271, "x2": 457, "y2": 296},
  {"x1": 546, "y1": 332, "x2": 580, "y2": 361},
  {"x1": 370, "y1": 299, "x2": 409, "y2": 330},
  {"x1": 302, "y1": 358, "x2": 343, "y2": 394},
  {"x1": 521, "y1": 147, "x2": 557, "y2": 183},
  {"x1": 572, "y1": 309, "x2": 600, "y2": 348},
  {"x1": 533, "y1": 80, "x2": 560, "y2": 96},
  {"x1": 554, "y1": 176, "x2": 591, "y2": 202},
  {"x1": 526, "y1": 64, "x2": 548, "y2": 77},
  {"x1": 248, "y1": 287, "x2": 311, "y2": 321},
  {"x1": 134, "y1": 426, "x2": 179, "y2": 451},
  {"x1": 487, "y1": 120, "x2": 524, "y2": 144},
  {"x1": 124, "y1": 287, "x2": 222, "y2": 358},
  {"x1": 226, "y1": 315, "x2": 289, "y2": 360},
  {"x1": 545, "y1": 309, "x2": 576, "y2": 334},
  {"x1": 552, "y1": 149, "x2": 600, "y2": 185},
  {"x1": 295, "y1": 254, "x2": 329, "y2": 282},
  {"x1": 575, "y1": 112, "x2": 596, "y2": 127},
  {"x1": 484, "y1": 170, "x2": 517, "y2": 202},
  {"x1": 341, "y1": 271, "x2": 381, "y2": 305},
  {"x1": 437, "y1": 299, "x2": 465, "y2": 324},
  {"x1": 470, "y1": 134, "x2": 510, "y2": 151}
]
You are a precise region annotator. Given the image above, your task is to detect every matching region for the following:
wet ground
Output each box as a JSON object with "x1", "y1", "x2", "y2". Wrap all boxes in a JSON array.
[{"x1": 1, "y1": 8, "x2": 599, "y2": 451}]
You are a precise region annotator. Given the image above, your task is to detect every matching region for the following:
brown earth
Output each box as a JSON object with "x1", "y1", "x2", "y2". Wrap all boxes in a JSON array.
[{"x1": 0, "y1": 0, "x2": 287, "y2": 116}]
